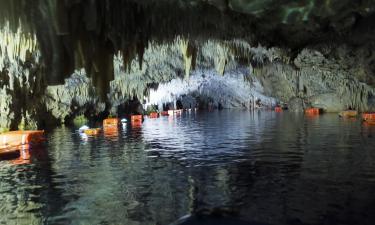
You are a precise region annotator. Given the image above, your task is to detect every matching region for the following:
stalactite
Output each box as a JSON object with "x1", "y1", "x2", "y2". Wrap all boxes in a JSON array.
[
  {"x1": 179, "y1": 37, "x2": 194, "y2": 80},
  {"x1": 0, "y1": 0, "x2": 374, "y2": 101},
  {"x1": 137, "y1": 41, "x2": 145, "y2": 70},
  {"x1": 0, "y1": 21, "x2": 38, "y2": 89},
  {"x1": 214, "y1": 44, "x2": 229, "y2": 76}
]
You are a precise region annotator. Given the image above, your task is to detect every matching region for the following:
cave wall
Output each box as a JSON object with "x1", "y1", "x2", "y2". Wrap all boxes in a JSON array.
[
  {"x1": 0, "y1": 23, "x2": 45, "y2": 131},
  {"x1": 1, "y1": 0, "x2": 375, "y2": 130},
  {"x1": 253, "y1": 44, "x2": 375, "y2": 112},
  {"x1": 2, "y1": 33, "x2": 375, "y2": 130},
  {"x1": 1, "y1": 0, "x2": 375, "y2": 95}
]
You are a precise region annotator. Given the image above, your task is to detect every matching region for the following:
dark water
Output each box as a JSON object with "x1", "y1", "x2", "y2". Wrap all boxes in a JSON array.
[{"x1": 1, "y1": 110, "x2": 375, "y2": 225}]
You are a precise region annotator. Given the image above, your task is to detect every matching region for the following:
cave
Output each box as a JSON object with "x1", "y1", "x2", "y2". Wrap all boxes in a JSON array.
[{"x1": 1, "y1": 1, "x2": 375, "y2": 225}]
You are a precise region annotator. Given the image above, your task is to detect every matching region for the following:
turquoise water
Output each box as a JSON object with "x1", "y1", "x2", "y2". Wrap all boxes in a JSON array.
[{"x1": 1, "y1": 110, "x2": 375, "y2": 225}]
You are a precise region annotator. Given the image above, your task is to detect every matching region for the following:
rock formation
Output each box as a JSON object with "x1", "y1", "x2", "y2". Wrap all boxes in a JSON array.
[{"x1": 1, "y1": 0, "x2": 375, "y2": 130}]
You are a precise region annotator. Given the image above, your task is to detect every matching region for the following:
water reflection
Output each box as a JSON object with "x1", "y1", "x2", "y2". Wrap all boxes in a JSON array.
[
  {"x1": 104, "y1": 126, "x2": 120, "y2": 140},
  {"x1": 0, "y1": 144, "x2": 65, "y2": 225},
  {"x1": 1, "y1": 111, "x2": 375, "y2": 225},
  {"x1": 142, "y1": 111, "x2": 266, "y2": 166}
]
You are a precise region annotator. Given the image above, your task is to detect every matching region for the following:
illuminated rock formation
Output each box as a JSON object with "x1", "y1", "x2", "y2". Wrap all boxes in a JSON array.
[{"x1": 0, "y1": 0, "x2": 375, "y2": 129}]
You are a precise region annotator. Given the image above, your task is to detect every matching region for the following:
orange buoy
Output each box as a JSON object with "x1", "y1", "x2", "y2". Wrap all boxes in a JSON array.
[
  {"x1": 339, "y1": 110, "x2": 358, "y2": 118},
  {"x1": 84, "y1": 128, "x2": 101, "y2": 136},
  {"x1": 305, "y1": 108, "x2": 321, "y2": 115},
  {"x1": 131, "y1": 115, "x2": 143, "y2": 123},
  {"x1": 0, "y1": 131, "x2": 45, "y2": 158},
  {"x1": 364, "y1": 120, "x2": 375, "y2": 126},
  {"x1": 362, "y1": 113, "x2": 375, "y2": 124},
  {"x1": 148, "y1": 112, "x2": 159, "y2": 118},
  {"x1": 275, "y1": 106, "x2": 282, "y2": 112},
  {"x1": 364, "y1": 120, "x2": 375, "y2": 125},
  {"x1": 160, "y1": 111, "x2": 169, "y2": 116},
  {"x1": 103, "y1": 118, "x2": 119, "y2": 128},
  {"x1": 103, "y1": 126, "x2": 119, "y2": 138}
]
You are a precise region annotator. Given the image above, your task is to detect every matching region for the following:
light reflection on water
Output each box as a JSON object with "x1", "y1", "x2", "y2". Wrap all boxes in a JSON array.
[{"x1": 1, "y1": 110, "x2": 375, "y2": 225}]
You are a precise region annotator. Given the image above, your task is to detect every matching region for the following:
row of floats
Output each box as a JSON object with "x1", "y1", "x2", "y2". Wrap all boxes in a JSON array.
[
  {"x1": 2, "y1": 108, "x2": 374, "y2": 161},
  {"x1": 0, "y1": 109, "x2": 186, "y2": 161},
  {"x1": 274, "y1": 106, "x2": 375, "y2": 124},
  {"x1": 80, "y1": 109, "x2": 185, "y2": 136}
]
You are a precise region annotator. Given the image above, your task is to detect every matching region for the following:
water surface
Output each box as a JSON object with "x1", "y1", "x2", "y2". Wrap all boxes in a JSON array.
[{"x1": 1, "y1": 110, "x2": 375, "y2": 225}]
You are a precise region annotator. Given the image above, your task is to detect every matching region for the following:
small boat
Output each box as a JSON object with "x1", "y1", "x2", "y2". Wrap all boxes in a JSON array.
[
  {"x1": 362, "y1": 112, "x2": 375, "y2": 124},
  {"x1": 0, "y1": 130, "x2": 45, "y2": 148},
  {"x1": 148, "y1": 112, "x2": 159, "y2": 118},
  {"x1": 0, "y1": 130, "x2": 46, "y2": 159},
  {"x1": 339, "y1": 110, "x2": 358, "y2": 118},
  {"x1": 305, "y1": 108, "x2": 321, "y2": 115},
  {"x1": 131, "y1": 115, "x2": 143, "y2": 123},
  {"x1": 274, "y1": 106, "x2": 282, "y2": 112},
  {"x1": 83, "y1": 128, "x2": 101, "y2": 136},
  {"x1": 103, "y1": 118, "x2": 119, "y2": 128}
]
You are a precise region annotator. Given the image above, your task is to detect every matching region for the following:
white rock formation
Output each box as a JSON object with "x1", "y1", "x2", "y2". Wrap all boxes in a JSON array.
[{"x1": 144, "y1": 68, "x2": 276, "y2": 109}]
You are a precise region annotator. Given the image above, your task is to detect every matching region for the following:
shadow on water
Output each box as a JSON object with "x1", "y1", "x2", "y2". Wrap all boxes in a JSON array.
[{"x1": 1, "y1": 110, "x2": 375, "y2": 225}]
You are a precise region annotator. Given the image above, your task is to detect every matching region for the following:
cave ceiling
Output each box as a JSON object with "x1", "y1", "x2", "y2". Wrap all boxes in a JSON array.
[{"x1": 1, "y1": 0, "x2": 375, "y2": 96}]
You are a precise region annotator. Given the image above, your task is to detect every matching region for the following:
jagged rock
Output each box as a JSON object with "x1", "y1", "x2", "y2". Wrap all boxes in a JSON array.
[
  {"x1": 1, "y1": 1, "x2": 375, "y2": 130},
  {"x1": 1, "y1": 37, "x2": 375, "y2": 130},
  {"x1": 44, "y1": 70, "x2": 105, "y2": 124},
  {"x1": 145, "y1": 69, "x2": 276, "y2": 110},
  {"x1": 0, "y1": 23, "x2": 44, "y2": 130},
  {"x1": 254, "y1": 46, "x2": 375, "y2": 112},
  {"x1": 1, "y1": 0, "x2": 375, "y2": 95},
  {"x1": 309, "y1": 93, "x2": 346, "y2": 113},
  {"x1": 288, "y1": 98, "x2": 305, "y2": 112},
  {"x1": 0, "y1": 88, "x2": 13, "y2": 129},
  {"x1": 110, "y1": 40, "x2": 280, "y2": 111},
  {"x1": 368, "y1": 97, "x2": 375, "y2": 112}
]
